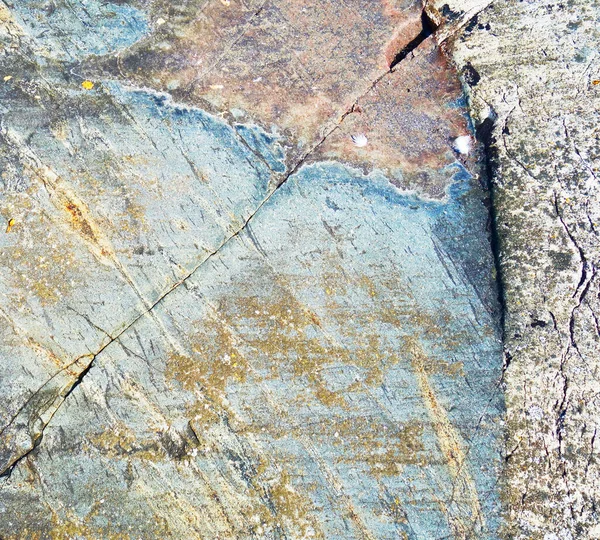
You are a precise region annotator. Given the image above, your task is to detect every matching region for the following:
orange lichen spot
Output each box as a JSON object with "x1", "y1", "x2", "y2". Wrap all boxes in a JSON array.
[
  {"x1": 5, "y1": 217, "x2": 14, "y2": 233},
  {"x1": 81, "y1": 80, "x2": 94, "y2": 90},
  {"x1": 592, "y1": 80, "x2": 600, "y2": 85}
]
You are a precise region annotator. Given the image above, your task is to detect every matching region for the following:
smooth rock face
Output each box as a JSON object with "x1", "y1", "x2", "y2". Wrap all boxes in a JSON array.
[
  {"x1": 0, "y1": 1, "x2": 503, "y2": 538},
  {"x1": 450, "y1": 0, "x2": 600, "y2": 537}
]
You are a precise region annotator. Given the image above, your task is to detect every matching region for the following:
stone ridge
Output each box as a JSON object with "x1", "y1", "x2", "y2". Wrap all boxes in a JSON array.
[{"x1": 449, "y1": 0, "x2": 600, "y2": 537}]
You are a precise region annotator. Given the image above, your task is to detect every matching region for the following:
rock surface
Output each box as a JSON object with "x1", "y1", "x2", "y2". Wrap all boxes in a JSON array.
[
  {"x1": 0, "y1": 1, "x2": 507, "y2": 538},
  {"x1": 450, "y1": 0, "x2": 600, "y2": 537}
]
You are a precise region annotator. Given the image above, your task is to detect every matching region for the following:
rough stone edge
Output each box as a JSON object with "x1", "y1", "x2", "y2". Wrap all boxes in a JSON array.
[{"x1": 447, "y1": 0, "x2": 600, "y2": 538}]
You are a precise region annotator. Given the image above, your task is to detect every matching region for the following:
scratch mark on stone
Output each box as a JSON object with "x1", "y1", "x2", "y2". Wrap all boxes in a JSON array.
[
  {"x1": 404, "y1": 336, "x2": 485, "y2": 536},
  {"x1": 302, "y1": 440, "x2": 377, "y2": 540},
  {"x1": 184, "y1": 0, "x2": 269, "y2": 91}
]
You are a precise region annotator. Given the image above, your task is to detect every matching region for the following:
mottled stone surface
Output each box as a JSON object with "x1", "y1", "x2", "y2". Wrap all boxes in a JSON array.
[
  {"x1": 450, "y1": 0, "x2": 600, "y2": 537},
  {"x1": 0, "y1": 1, "x2": 503, "y2": 538}
]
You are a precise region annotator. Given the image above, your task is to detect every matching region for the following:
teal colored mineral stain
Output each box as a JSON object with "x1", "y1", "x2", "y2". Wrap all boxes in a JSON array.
[
  {"x1": 12, "y1": 1, "x2": 149, "y2": 60},
  {"x1": 447, "y1": 94, "x2": 468, "y2": 109}
]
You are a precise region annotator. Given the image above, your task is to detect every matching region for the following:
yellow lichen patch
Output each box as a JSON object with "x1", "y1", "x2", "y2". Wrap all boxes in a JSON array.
[
  {"x1": 165, "y1": 317, "x2": 248, "y2": 403},
  {"x1": 186, "y1": 399, "x2": 222, "y2": 429},
  {"x1": 222, "y1": 455, "x2": 325, "y2": 539},
  {"x1": 375, "y1": 302, "x2": 446, "y2": 339},
  {"x1": 173, "y1": 265, "x2": 469, "y2": 420},
  {"x1": 218, "y1": 270, "x2": 419, "y2": 400},
  {"x1": 49, "y1": 514, "x2": 131, "y2": 540},
  {"x1": 317, "y1": 417, "x2": 425, "y2": 476},
  {"x1": 5, "y1": 217, "x2": 14, "y2": 232},
  {"x1": 266, "y1": 470, "x2": 325, "y2": 539},
  {"x1": 4, "y1": 222, "x2": 82, "y2": 306},
  {"x1": 47, "y1": 503, "x2": 170, "y2": 540},
  {"x1": 312, "y1": 383, "x2": 346, "y2": 408},
  {"x1": 223, "y1": 290, "x2": 349, "y2": 407},
  {"x1": 322, "y1": 271, "x2": 347, "y2": 297},
  {"x1": 81, "y1": 80, "x2": 94, "y2": 90},
  {"x1": 358, "y1": 291, "x2": 472, "y2": 360},
  {"x1": 425, "y1": 358, "x2": 465, "y2": 377},
  {"x1": 166, "y1": 353, "x2": 202, "y2": 392},
  {"x1": 357, "y1": 275, "x2": 379, "y2": 298}
]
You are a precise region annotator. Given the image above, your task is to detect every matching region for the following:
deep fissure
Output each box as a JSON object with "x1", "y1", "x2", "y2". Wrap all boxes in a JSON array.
[
  {"x1": 475, "y1": 114, "x2": 508, "y2": 358},
  {"x1": 389, "y1": 10, "x2": 437, "y2": 69}
]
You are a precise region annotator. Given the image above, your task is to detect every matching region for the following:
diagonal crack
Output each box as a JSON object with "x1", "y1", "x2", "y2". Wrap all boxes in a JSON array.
[
  {"x1": 554, "y1": 192, "x2": 590, "y2": 301},
  {"x1": 0, "y1": 88, "x2": 362, "y2": 476},
  {"x1": 1, "y1": 6, "x2": 448, "y2": 476},
  {"x1": 0, "y1": 353, "x2": 94, "y2": 477}
]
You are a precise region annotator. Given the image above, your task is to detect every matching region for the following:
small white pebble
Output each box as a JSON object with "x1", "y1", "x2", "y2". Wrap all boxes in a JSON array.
[
  {"x1": 351, "y1": 133, "x2": 368, "y2": 147},
  {"x1": 453, "y1": 135, "x2": 472, "y2": 155}
]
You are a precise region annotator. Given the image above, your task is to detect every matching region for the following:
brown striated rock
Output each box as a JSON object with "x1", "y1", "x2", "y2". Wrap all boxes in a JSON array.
[
  {"x1": 313, "y1": 36, "x2": 476, "y2": 199},
  {"x1": 89, "y1": 0, "x2": 425, "y2": 173}
]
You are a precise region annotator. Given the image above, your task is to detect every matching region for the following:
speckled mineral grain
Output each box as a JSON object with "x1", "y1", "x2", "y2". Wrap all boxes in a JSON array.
[{"x1": 0, "y1": 1, "x2": 504, "y2": 538}]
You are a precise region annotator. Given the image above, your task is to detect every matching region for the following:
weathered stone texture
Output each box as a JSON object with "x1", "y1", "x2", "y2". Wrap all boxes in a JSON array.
[
  {"x1": 450, "y1": 0, "x2": 600, "y2": 537},
  {"x1": 0, "y1": 1, "x2": 504, "y2": 538}
]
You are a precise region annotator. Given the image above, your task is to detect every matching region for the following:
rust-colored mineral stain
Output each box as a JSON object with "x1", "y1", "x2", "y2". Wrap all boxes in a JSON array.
[
  {"x1": 165, "y1": 317, "x2": 249, "y2": 402},
  {"x1": 313, "y1": 37, "x2": 474, "y2": 196},
  {"x1": 64, "y1": 201, "x2": 98, "y2": 244}
]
